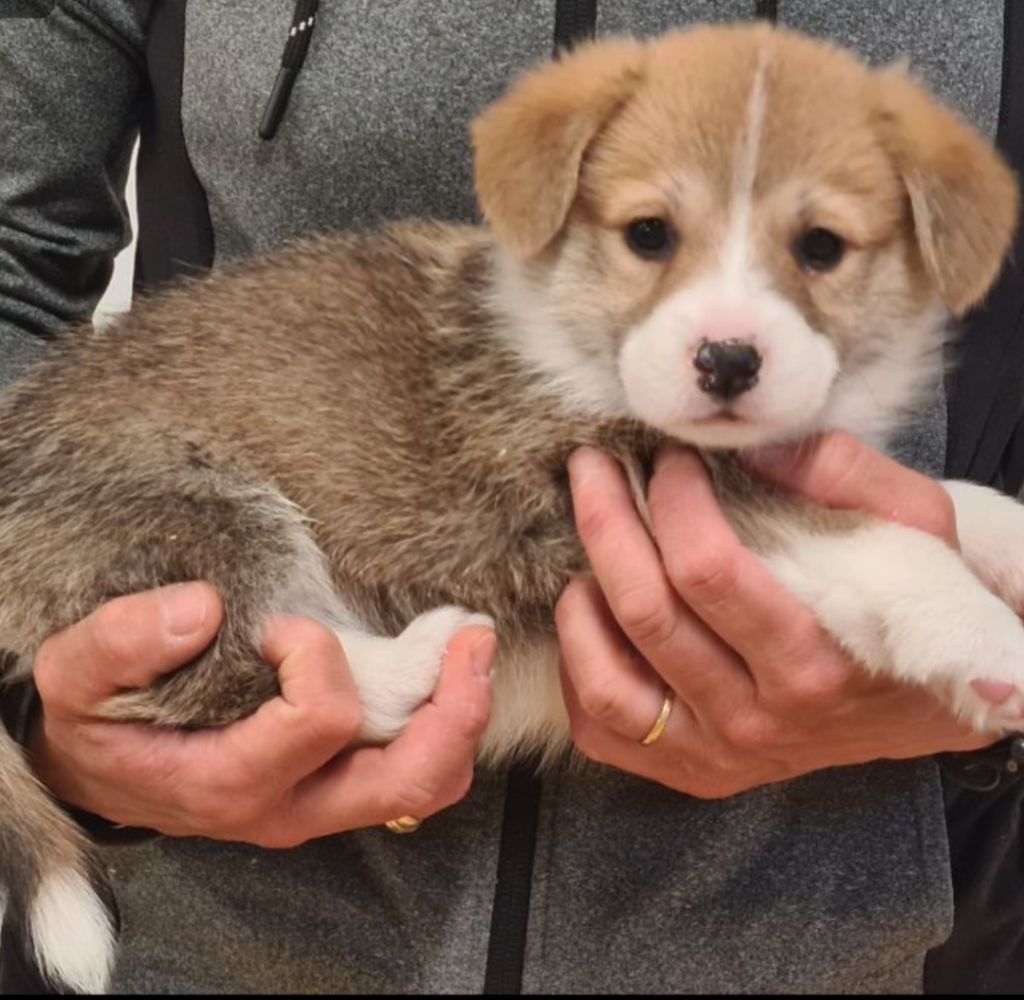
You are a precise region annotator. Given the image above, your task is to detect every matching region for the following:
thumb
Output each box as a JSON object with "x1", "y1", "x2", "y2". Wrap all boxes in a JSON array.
[{"x1": 35, "y1": 582, "x2": 224, "y2": 718}]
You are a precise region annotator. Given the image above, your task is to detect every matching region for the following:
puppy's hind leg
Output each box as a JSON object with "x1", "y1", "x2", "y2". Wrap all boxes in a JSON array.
[
  {"x1": 99, "y1": 479, "x2": 489, "y2": 743},
  {"x1": 0, "y1": 466, "x2": 479, "y2": 990}
]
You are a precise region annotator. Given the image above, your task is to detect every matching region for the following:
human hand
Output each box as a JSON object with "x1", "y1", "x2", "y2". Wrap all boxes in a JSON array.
[
  {"x1": 556, "y1": 434, "x2": 992, "y2": 799},
  {"x1": 30, "y1": 583, "x2": 495, "y2": 845}
]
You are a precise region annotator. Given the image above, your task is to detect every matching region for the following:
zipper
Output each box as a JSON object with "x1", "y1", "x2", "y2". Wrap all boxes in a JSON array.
[
  {"x1": 482, "y1": 761, "x2": 544, "y2": 994},
  {"x1": 259, "y1": 0, "x2": 321, "y2": 140}
]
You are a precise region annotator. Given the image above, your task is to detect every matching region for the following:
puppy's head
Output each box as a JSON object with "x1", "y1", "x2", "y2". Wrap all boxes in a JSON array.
[{"x1": 472, "y1": 25, "x2": 1019, "y2": 448}]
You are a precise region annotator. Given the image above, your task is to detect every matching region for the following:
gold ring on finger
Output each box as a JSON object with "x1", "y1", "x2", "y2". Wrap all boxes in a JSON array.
[
  {"x1": 639, "y1": 690, "x2": 675, "y2": 747},
  {"x1": 384, "y1": 815, "x2": 423, "y2": 835}
]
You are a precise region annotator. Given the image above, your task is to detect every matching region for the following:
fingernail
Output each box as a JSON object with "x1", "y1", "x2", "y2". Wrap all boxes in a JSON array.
[
  {"x1": 470, "y1": 633, "x2": 497, "y2": 680},
  {"x1": 161, "y1": 583, "x2": 211, "y2": 637}
]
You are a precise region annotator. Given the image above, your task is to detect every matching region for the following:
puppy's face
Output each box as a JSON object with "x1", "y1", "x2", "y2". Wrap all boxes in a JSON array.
[{"x1": 473, "y1": 26, "x2": 1018, "y2": 448}]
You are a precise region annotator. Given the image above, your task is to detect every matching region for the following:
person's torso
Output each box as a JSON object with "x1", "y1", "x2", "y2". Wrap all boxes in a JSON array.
[{"x1": 111, "y1": 1, "x2": 1007, "y2": 993}]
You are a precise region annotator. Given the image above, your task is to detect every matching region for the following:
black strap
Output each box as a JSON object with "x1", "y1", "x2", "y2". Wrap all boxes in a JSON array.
[
  {"x1": 754, "y1": 0, "x2": 778, "y2": 21},
  {"x1": 553, "y1": 0, "x2": 597, "y2": 55},
  {"x1": 134, "y1": 0, "x2": 215, "y2": 293},
  {"x1": 944, "y1": 0, "x2": 1024, "y2": 493},
  {"x1": 482, "y1": 762, "x2": 543, "y2": 995}
]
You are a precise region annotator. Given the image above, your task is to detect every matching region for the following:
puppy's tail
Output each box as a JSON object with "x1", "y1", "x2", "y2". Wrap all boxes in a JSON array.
[{"x1": 0, "y1": 723, "x2": 117, "y2": 994}]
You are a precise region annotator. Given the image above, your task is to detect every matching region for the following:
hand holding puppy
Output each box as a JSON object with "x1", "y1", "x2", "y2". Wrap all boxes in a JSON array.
[
  {"x1": 558, "y1": 433, "x2": 994, "y2": 799},
  {"x1": 29, "y1": 587, "x2": 494, "y2": 845}
]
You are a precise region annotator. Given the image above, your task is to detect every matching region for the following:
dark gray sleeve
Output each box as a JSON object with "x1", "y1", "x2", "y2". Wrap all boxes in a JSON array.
[{"x1": 0, "y1": 0, "x2": 152, "y2": 385}]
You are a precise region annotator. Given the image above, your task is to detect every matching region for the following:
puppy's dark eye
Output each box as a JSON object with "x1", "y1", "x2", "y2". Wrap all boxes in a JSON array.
[
  {"x1": 625, "y1": 217, "x2": 676, "y2": 260},
  {"x1": 795, "y1": 227, "x2": 846, "y2": 272}
]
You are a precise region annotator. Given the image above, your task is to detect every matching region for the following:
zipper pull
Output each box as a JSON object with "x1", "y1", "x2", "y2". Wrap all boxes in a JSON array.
[{"x1": 259, "y1": 0, "x2": 320, "y2": 141}]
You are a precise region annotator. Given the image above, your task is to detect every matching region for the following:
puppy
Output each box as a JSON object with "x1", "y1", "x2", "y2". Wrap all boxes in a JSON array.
[{"x1": 0, "y1": 22, "x2": 1019, "y2": 993}]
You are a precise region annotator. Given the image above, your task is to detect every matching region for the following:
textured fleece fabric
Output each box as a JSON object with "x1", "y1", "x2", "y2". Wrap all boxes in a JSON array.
[{"x1": 0, "y1": 0, "x2": 1006, "y2": 992}]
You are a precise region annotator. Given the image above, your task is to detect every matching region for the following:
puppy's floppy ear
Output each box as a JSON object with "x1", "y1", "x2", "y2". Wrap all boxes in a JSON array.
[
  {"x1": 872, "y1": 67, "x2": 1019, "y2": 316},
  {"x1": 471, "y1": 40, "x2": 645, "y2": 257}
]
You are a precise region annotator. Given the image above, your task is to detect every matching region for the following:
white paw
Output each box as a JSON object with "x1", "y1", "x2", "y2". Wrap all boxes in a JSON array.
[
  {"x1": 899, "y1": 584, "x2": 1024, "y2": 733},
  {"x1": 766, "y1": 520, "x2": 1024, "y2": 733},
  {"x1": 340, "y1": 606, "x2": 494, "y2": 743},
  {"x1": 945, "y1": 480, "x2": 1024, "y2": 611}
]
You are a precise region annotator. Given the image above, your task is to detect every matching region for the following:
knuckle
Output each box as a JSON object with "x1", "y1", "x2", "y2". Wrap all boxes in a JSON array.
[
  {"x1": 574, "y1": 676, "x2": 627, "y2": 730},
  {"x1": 783, "y1": 663, "x2": 849, "y2": 709},
  {"x1": 723, "y1": 711, "x2": 780, "y2": 752},
  {"x1": 614, "y1": 584, "x2": 675, "y2": 648},
  {"x1": 667, "y1": 547, "x2": 737, "y2": 607},
  {"x1": 91, "y1": 596, "x2": 147, "y2": 665}
]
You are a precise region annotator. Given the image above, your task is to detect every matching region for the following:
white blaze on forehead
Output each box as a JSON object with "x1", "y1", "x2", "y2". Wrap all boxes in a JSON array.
[
  {"x1": 721, "y1": 49, "x2": 770, "y2": 283},
  {"x1": 615, "y1": 44, "x2": 845, "y2": 447}
]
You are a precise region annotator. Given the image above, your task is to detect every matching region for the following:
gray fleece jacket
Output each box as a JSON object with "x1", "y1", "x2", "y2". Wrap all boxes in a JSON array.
[{"x1": 0, "y1": 0, "x2": 1008, "y2": 993}]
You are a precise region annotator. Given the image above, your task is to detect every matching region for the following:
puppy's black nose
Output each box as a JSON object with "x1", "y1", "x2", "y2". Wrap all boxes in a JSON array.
[{"x1": 694, "y1": 339, "x2": 762, "y2": 400}]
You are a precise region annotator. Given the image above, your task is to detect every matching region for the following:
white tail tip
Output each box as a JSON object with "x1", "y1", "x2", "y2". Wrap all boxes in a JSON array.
[{"x1": 30, "y1": 869, "x2": 115, "y2": 994}]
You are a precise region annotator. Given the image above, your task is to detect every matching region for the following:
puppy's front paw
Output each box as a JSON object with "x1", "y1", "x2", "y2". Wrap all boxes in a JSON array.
[
  {"x1": 908, "y1": 585, "x2": 1024, "y2": 732},
  {"x1": 340, "y1": 606, "x2": 494, "y2": 743},
  {"x1": 767, "y1": 521, "x2": 1024, "y2": 733},
  {"x1": 945, "y1": 480, "x2": 1024, "y2": 611}
]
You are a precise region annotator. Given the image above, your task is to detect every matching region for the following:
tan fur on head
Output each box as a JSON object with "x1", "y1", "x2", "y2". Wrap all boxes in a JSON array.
[
  {"x1": 471, "y1": 39, "x2": 645, "y2": 257},
  {"x1": 871, "y1": 66, "x2": 1020, "y2": 316}
]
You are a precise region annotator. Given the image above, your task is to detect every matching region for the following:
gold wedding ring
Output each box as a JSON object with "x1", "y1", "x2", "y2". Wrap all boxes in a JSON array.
[
  {"x1": 640, "y1": 690, "x2": 675, "y2": 747},
  {"x1": 384, "y1": 815, "x2": 423, "y2": 835}
]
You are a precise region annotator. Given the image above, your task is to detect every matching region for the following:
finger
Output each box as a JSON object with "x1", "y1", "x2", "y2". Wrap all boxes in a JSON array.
[
  {"x1": 194, "y1": 617, "x2": 365, "y2": 801},
  {"x1": 35, "y1": 582, "x2": 224, "y2": 718},
  {"x1": 40, "y1": 616, "x2": 367, "y2": 824},
  {"x1": 277, "y1": 625, "x2": 495, "y2": 839},
  {"x1": 742, "y1": 431, "x2": 958, "y2": 544},
  {"x1": 556, "y1": 575, "x2": 759, "y2": 748},
  {"x1": 568, "y1": 448, "x2": 751, "y2": 691},
  {"x1": 561, "y1": 670, "x2": 693, "y2": 784},
  {"x1": 648, "y1": 448, "x2": 844, "y2": 696},
  {"x1": 556, "y1": 576, "x2": 672, "y2": 741}
]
